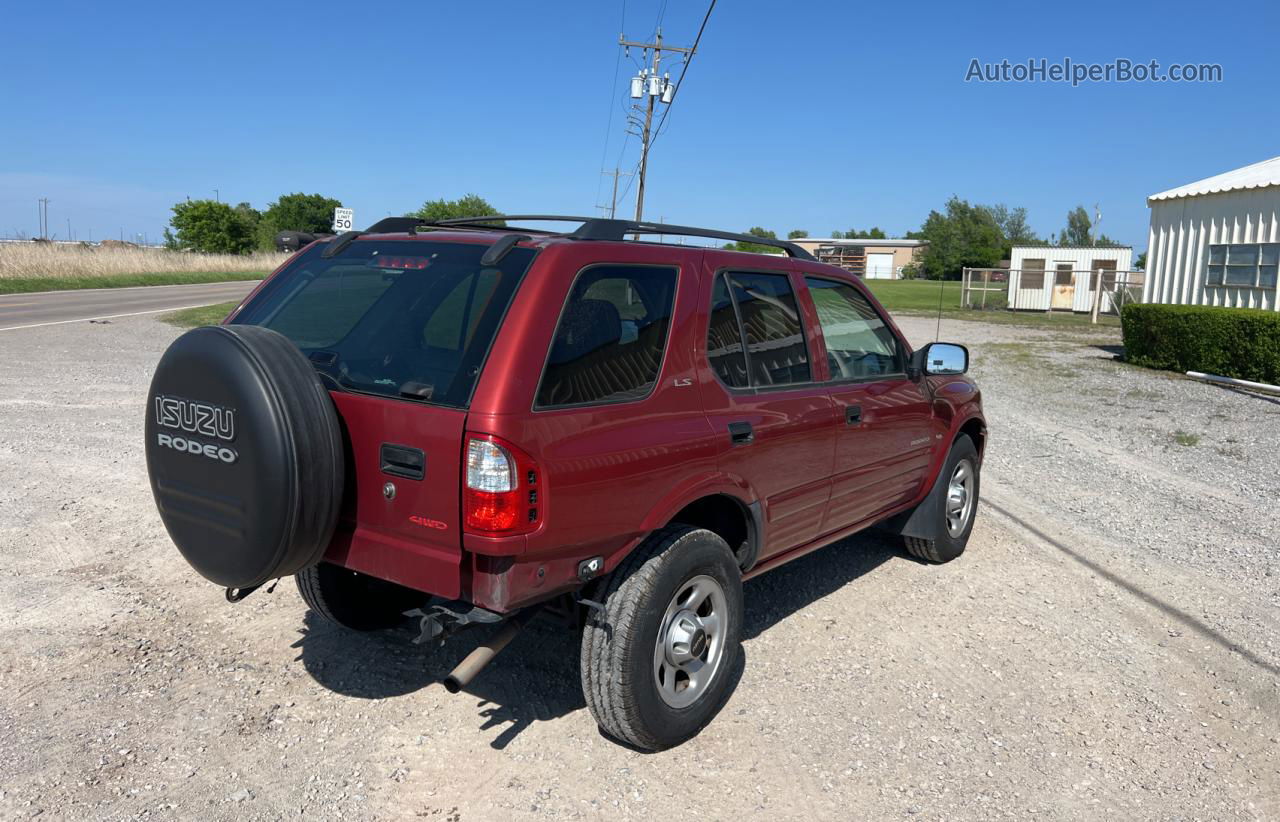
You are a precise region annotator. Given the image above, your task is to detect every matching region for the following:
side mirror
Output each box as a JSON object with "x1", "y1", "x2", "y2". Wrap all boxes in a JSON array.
[{"x1": 912, "y1": 342, "x2": 969, "y2": 376}]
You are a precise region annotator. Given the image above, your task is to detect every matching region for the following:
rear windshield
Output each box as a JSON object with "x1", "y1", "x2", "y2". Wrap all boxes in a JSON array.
[{"x1": 231, "y1": 239, "x2": 535, "y2": 407}]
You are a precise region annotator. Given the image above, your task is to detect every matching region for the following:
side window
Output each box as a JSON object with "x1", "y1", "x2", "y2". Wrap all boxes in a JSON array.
[
  {"x1": 804, "y1": 277, "x2": 903, "y2": 380},
  {"x1": 706, "y1": 274, "x2": 749, "y2": 387},
  {"x1": 535, "y1": 265, "x2": 677, "y2": 408},
  {"x1": 728, "y1": 272, "x2": 810, "y2": 386}
]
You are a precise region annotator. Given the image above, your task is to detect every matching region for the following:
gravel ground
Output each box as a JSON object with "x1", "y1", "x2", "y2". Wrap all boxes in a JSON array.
[{"x1": 0, "y1": 312, "x2": 1276, "y2": 821}]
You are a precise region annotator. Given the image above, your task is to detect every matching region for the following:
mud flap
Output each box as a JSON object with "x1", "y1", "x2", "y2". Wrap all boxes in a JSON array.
[{"x1": 881, "y1": 471, "x2": 944, "y2": 541}]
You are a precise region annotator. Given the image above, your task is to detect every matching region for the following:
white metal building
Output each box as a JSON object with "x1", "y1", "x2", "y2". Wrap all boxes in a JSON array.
[
  {"x1": 1144, "y1": 156, "x2": 1280, "y2": 311},
  {"x1": 1007, "y1": 245, "x2": 1134, "y2": 311}
]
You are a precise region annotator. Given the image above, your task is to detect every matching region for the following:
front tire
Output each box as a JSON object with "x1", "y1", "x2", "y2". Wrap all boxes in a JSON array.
[
  {"x1": 904, "y1": 434, "x2": 980, "y2": 563},
  {"x1": 296, "y1": 563, "x2": 424, "y2": 631},
  {"x1": 580, "y1": 525, "x2": 744, "y2": 751}
]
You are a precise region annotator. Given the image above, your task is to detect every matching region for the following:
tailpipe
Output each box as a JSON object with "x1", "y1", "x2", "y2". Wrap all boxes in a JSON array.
[{"x1": 443, "y1": 607, "x2": 539, "y2": 693}]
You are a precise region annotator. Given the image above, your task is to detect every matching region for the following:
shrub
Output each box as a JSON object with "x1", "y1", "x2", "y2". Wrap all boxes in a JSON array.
[{"x1": 1120, "y1": 303, "x2": 1280, "y2": 384}]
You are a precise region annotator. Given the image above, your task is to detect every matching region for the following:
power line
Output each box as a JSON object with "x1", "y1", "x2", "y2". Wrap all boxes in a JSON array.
[
  {"x1": 647, "y1": 0, "x2": 716, "y2": 154},
  {"x1": 594, "y1": 0, "x2": 629, "y2": 210}
]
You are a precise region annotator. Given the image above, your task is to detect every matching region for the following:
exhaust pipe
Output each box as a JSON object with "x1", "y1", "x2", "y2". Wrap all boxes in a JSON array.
[{"x1": 443, "y1": 607, "x2": 539, "y2": 693}]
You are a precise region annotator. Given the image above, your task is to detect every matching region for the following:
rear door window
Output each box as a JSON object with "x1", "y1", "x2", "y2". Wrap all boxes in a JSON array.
[
  {"x1": 804, "y1": 277, "x2": 903, "y2": 380},
  {"x1": 535, "y1": 265, "x2": 678, "y2": 408},
  {"x1": 706, "y1": 274, "x2": 749, "y2": 388},
  {"x1": 231, "y1": 240, "x2": 534, "y2": 407},
  {"x1": 725, "y1": 271, "x2": 810, "y2": 387}
]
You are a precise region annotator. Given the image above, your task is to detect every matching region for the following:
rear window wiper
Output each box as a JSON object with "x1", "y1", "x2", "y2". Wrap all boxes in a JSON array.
[
  {"x1": 307, "y1": 350, "x2": 349, "y2": 392},
  {"x1": 399, "y1": 381, "x2": 435, "y2": 401}
]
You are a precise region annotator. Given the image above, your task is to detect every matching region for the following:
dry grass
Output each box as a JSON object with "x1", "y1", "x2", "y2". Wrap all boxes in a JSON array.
[{"x1": 0, "y1": 242, "x2": 287, "y2": 280}]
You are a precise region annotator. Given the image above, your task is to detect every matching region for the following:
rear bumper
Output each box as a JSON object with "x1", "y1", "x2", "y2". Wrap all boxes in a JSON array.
[
  {"x1": 324, "y1": 527, "x2": 598, "y2": 614},
  {"x1": 324, "y1": 526, "x2": 462, "y2": 600}
]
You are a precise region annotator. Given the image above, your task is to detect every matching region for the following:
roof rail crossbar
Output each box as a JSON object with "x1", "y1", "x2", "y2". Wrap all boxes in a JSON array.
[
  {"x1": 362, "y1": 215, "x2": 574, "y2": 236},
  {"x1": 363, "y1": 216, "x2": 427, "y2": 234},
  {"x1": 354, "y1": 215, "x2": 816, "y2": 260},
  {"x1": 567, "y1": 219, "x2": 816, "y2": 260},
  {"x1": 432, "y1": 214, "x2": 598, "y2": 227}
]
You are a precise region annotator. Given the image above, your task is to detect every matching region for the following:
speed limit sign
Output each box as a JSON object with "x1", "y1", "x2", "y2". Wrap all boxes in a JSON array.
[{"x1": 332, "y1": 207, "x2": 354, "y2": 232}]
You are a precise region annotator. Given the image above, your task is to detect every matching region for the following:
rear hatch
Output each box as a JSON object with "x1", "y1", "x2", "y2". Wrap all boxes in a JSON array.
[{"x1": 229, "y1": 236, "x2": 536, "y2": 597}]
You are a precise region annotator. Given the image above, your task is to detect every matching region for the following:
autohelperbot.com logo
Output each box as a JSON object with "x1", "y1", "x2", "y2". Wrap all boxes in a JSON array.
[{"x1": 965, "y1": 57, "x2": 1222, "y2": 86}]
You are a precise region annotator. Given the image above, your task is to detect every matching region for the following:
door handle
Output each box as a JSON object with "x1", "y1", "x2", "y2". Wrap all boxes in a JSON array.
[
  {"x1": 845, "y1": 405, "x2": 863, "y2": 425},
  {"x1": 380, "y1": 443, "x2": 425, "y2": 480},
  {"x1": 728, "y1": 421, "x2": 754, "y2": 446}
]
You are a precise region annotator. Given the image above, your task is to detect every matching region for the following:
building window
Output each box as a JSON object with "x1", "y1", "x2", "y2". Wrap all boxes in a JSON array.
[
  {"x1": 1207, "y1": 243, "x2": 1279, "y2": 288},
  {"x1": 1021, "y1": 258, "x2": 1046, "y2": 290}
]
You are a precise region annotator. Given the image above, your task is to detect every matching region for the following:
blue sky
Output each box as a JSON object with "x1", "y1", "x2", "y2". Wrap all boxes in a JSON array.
[{"x1": 2, "y1": 0, "x2": 1277, "y2": 250}]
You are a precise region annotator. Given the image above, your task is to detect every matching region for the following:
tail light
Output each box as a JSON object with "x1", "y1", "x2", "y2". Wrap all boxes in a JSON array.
[{"x1": 463, "y1": 435, "x2": 542, "y2": 535}]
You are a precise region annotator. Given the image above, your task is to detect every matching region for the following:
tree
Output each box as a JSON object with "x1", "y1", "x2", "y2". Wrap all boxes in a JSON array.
[
  {"x1": 1061, "y1": 206, "x2": 1092, "y2": 246},
  {"x1": 722, "y1": 226, "x2": 782, "y2": 254},
  {"x1": 787, "y1": 229, "x2": 809, "y2": 239},
  {"x1": 168, "y1": 199, "x2": 255, "y2": 254},
  {"x1": 408, "y1": 194, "x2": 502, "y2": 224},
  {"x1": 980, "y1": 203, "x2": 1039, "y2": 258},
  {"x1": 916, "y1": 196, "x2": 1004, "y2": 279},
  {"x1": 1134, "y1": 251, "x2": 1147, "y2": 270},
  {"x1": 258, "y1": 192, "x2": 343, "y2": 248},
  {"x1": 232, "y1": 202, "x2": 261, "y2": 244},
  {"x1": 835, "y1": 227, "x2": 887, "y2": 239}
]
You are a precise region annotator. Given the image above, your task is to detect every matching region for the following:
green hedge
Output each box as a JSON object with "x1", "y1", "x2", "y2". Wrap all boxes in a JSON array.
[{"x1": 1120, "y1": 303, "x2": 1280, "y2": 384}]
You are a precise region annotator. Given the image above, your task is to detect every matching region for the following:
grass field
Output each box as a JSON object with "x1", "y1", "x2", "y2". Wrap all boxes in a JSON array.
[
  {"x1": 864, "y1": 278, "x2": 1120, "y2": 330},
  {"x1": 0, "y1": 243, "x2": 284, "y2": 294},
  {"x1": 161, "y1": 302, "x2": 239, "y2": 328}
]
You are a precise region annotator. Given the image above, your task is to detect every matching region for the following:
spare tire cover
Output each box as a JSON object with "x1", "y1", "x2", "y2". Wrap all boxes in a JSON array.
[{"x1": 145, "y1": 324, "x2": 344, "y2": 588}]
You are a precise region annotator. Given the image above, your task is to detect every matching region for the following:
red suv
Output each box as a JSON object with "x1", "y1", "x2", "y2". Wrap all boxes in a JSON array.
[{"x1": 145, "y1": 216, "x2": 985, "y2": 750}]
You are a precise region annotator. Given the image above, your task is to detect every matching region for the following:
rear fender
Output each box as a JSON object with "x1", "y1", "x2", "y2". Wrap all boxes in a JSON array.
[{"x1": 639, "y1": 472, "x2": 763, "y2": 571}]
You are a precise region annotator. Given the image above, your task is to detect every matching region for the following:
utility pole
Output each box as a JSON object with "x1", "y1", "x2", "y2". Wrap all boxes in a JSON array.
[
  {"x1": 214, "y1": 188, "x2": 220, "y2": 202},
  {"x1": 620, "y1": 30, "x2": 692, "y2": 228},
  {"x1": 597, "y1": 168, "x2": 635, "y2": 218}
]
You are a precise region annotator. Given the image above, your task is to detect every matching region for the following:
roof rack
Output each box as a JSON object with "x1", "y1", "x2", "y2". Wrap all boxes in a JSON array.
[
  {"x1": 357, "y1": 215, "x2": 816, "y2": 260},
  {"x1": 363, "y1": 215, "x2": 557, "y2": 236}
]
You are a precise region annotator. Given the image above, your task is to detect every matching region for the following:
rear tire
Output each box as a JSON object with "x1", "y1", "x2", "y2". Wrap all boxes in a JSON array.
[
  {"x1": 904, "y1": 434, "x2": 980, "y2": 563},
  {"x1": 580, "y1": 525, "x2": 743, "y2": 751},
  {"x1": 296, "y1": 563, "x2": 424, "y2": 631}
]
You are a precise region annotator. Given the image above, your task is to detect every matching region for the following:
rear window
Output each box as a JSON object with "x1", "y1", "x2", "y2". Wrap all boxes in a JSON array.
[
  {"x1": 535, "y1": 265, "x2": 678, "y2": 408},
  {"x1": 231, "y1": 240, "x2": 535, "y2": 407}
]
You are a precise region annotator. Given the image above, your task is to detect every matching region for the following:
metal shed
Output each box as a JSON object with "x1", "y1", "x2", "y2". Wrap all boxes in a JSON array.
[
  {"x1": 1144, "y1": 156, "x2": 1280, "y2": 311},
  {"x1": 1007, "y1": 245, "x2": 1134, "y2": 311}
]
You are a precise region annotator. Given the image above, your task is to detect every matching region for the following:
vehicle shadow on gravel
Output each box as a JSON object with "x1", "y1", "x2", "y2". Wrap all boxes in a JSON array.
[
  {"x1": 741, "y1": 529, "x2": 909, "y2": 639},
  {"x1": 294, "y1": 530, "x2": 913, "y2": 749},
  {"x1": 293, "y1": 612, "x2": 586, "y2": 749}
]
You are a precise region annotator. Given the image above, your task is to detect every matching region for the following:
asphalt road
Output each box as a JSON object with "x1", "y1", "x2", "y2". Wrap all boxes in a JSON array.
[{"x1": 0, "y1": 280, "x2": 259, "y2": 332}]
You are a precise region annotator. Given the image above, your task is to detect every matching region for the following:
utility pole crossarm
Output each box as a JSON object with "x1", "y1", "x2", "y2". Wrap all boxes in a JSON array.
[{"x1": 618, "y1": 37, "x2": 694, "y2": 54}]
